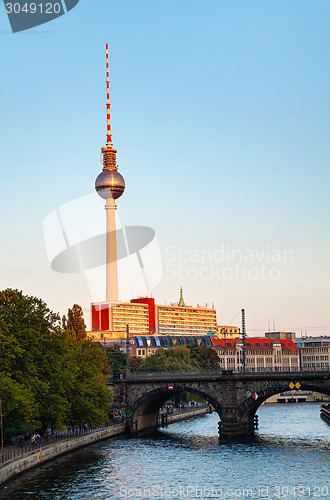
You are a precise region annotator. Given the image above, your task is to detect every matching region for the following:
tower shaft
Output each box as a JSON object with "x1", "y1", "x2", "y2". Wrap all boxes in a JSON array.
[{"x1": 106, "y1": 198, "x2": 118, "y2": 302}]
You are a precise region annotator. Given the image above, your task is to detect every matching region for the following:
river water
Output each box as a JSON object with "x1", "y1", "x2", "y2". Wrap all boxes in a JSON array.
[{"x1": 3, "y1": 404, "x2": 330, "y2": 500}]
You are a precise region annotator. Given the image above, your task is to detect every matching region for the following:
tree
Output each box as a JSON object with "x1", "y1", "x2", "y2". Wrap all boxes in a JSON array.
[
  {"x1": 62, "y1": 304, "x2": 87, "y2": 341},
  {"x1": 140, "y1": 346, "x2": 199, "y2": 372},
  {"x1": 139, "y1": 344, "x2": 220, "y2": 372},
  {"x1": 106, "y1": 345, "x2": 126, "y2": 374},
  {"x1": 67, "y1": 339, "x2": 111, "y2": 426},
  {"x1": 187, "y1": 345, "x2": 220, "y2": 370},
  {"x1": 0, "y1": 289, "x2": 111, "y2": 431},
  {"x1": 0, "y1": 289, "x2": 68, "y2": 430},
  {"x1": 130, "y1": 356, "x2": 143, "y2": 372}
]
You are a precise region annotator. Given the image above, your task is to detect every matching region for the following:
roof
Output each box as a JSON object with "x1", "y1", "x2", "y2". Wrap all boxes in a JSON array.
[
  {"x1": 133, "y1": 335, "x2": 215, "y2": 348},
  {"x1": 211, "y1": 338, "x2": 299, "y2": 351}
]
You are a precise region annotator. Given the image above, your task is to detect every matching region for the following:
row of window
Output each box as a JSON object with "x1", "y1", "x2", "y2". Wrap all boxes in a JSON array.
[{"x1": 302, "y1": 355, "x2": 329, "y2": 361}]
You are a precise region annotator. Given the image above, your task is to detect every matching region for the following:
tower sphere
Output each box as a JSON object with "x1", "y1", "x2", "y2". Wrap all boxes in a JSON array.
[{"x1": 95, "y1": 170, "x2": 125, "y2": 200}]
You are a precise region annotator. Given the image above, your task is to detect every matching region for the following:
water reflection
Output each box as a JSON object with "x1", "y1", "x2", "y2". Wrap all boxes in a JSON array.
[{"x1": 2, "y1": 404, "x2": 329, "y2": 500}]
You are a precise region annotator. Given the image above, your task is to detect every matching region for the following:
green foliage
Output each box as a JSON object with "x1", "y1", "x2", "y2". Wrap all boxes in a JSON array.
[
  {"x1": 106, "y1": 345, "x2": 126, "y2": 373},
  {"x1": 0, "y1": 373, "x2": 38, "y2": 429},
  {"x1": 0, "y1": 289, "x2": 111, "y2": 432},
  {"x1": 62, "y1": 303, "x2": 87, "y2": 341},
  {"x1": 140, "y1": 345, "x2": 199, "y2": 372},
  {"x1": 67, "y1": 339, "x2": 111, "y2": 426},
  {"x1": 130, "y1": 356, "x2": 143, "y2": 372},
  {"x1": 139, "y1": 344, "x2": 220, "y2": 372},
  {"x1": 187, "y1": 344, "x2": 220, "y2": 370}
]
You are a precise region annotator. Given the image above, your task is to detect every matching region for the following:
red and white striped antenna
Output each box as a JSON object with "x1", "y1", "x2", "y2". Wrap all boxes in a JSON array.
[{"x1": 106, "y1": 43, "x2": 112, "y2": 148}]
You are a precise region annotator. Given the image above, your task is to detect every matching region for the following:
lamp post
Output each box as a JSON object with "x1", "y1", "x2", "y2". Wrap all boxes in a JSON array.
[
  {"x1": 242, "y1": 309, "x2": 247, "y2": 372},
  {"x1": 0, "y1": 399, "x2": 4, "y2": 463},
  {"x1": 126, "y1": 324, "x2": 130, "y2": 377}
]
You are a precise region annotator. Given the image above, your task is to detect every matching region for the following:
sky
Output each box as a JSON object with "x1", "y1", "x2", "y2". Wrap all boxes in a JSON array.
[{"x1": 0, "y1": 0, "x2": 329, "y2": 336}]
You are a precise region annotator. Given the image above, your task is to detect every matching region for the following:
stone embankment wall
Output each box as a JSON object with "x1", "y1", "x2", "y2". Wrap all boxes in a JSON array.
[
  {"x1": 167, "y1": 406, "x2": 210, "y2": 424},
  {"x1": 0, "y1": 423, "x2": 125, "y2": 487}
]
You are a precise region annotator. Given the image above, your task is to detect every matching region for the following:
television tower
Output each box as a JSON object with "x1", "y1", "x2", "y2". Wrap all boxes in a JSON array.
[{"x1": 95, "y1": 44, "x2": 125, "y2": 302}]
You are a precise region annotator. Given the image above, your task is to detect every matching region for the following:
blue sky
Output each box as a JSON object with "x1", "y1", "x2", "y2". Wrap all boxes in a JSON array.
[{"x1": 0, "y1": 1, "x2": 329, "y2": 335}]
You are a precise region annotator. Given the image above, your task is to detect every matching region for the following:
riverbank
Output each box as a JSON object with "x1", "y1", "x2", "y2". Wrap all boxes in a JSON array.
[
  {"x1": 162, "y1": 406, "x2": 210, "y2": 425},
  {"x1": 0, "y1": 407, "x2": 210, "y2": 487},
  {"x1": 0, "y1": 423, "x2": 125, "y2": 487}
]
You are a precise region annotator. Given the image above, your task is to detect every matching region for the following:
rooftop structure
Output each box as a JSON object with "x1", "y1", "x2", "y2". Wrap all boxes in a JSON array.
[{"x1": 265, "y1": 331, "x2": 296, "y2": 340}]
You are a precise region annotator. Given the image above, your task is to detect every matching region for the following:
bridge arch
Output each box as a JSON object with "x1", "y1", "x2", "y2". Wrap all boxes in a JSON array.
[
  {"x1": 237, "y1": 381, "x2": 330, "y2": 432},
  {"x1": 129, "y1": 384, "x2": 221, "y2": 432}
]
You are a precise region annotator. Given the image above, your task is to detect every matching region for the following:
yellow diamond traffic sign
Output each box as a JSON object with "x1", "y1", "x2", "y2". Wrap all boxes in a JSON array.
[
  {"x1": 295, "y1": 382, "x2": 301, "y2": 389},
  {"x1": 289, "y1": 382, "x2": 295, "y2": 389}
]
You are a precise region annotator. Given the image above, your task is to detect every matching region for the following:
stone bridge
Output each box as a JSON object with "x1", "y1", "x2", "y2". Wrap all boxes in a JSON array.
[{"x1": 111, "y1": 370, "x2": 330, "y2": 438}]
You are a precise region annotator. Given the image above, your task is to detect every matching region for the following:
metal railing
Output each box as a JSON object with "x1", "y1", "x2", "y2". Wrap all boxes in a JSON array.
[
  {"x1": 111, "y1": 366, "x2": 330, "y2": 381},
  {"x1": 0, "y1": 422, "x2": 124, "y2": 466}
]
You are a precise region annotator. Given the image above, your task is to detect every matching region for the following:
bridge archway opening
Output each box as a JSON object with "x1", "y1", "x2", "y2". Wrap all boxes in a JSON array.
[
  {"x1": 130, "y1": 385, "x2": 221, "y2": 433},
  {"x1": 237, "y1": 383, "x2": 330, "y2": 434}
]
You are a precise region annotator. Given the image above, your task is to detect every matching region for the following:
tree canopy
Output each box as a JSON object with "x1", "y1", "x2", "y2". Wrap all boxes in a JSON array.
[
  {"x1": 0, "y1": 289, "x2": 111, "y2": 432},
  {"x1": 187, "y1": 344, "x2": 220, "y2": 370},
  {"x1": 62, "y1": 304, "x2": 87, "y2": 342},
  {"x1": 140, "y1": 345, "x2": 198, "y2": 372},
  {"x1": 139, "y1": 345, "x2": 220, "y2": 372},
  {"x1": 106, "y1": 345, "x2": 126, "y2": 374}
]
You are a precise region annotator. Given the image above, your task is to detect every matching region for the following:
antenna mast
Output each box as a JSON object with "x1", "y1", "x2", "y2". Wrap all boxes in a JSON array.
[
  {"x1": 242, "y1": 309, "x2": 246, "y2": 372},
  {"x1": 106, "y1": 43, "x2": 112, "y2": 148}
]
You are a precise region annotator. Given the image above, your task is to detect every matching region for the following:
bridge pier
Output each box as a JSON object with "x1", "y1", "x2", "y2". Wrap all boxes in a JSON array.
[
  {"x1": 217, "y1": 371, "x2": 254, "y2": 439},
  {"x1": 218, "y1": 420, "x2": 253, "y2": 439}
]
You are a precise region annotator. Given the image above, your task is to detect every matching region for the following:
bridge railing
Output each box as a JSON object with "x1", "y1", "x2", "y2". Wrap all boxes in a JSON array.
[
  {"x1": 110, "y1": 366, "x2": 330, "y2": 381},
  {"x1": 125, "y1": 369, "x2": 222, "y2": 380}
]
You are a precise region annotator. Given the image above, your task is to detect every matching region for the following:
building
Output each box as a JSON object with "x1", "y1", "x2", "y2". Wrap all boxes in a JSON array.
[
  {"x1": 294, "y1": 337, "x2": 330, "y2": 370},
  {"x1": 155, "y1": 303, "x2": 217, "y2": 336},
  {"x1": 211, "y1": 338, "x2": 300, "y2": 371},
  {"x1": 130, "y1": 334, "x2": 215, "y2": 358},
  {"x1": 91, "y1": 301, "x2": 150, "y2": 337},
  {"x1": 217, "y1": 326, "x2": 240, "y2": 339},
  {"x1": 101, "y1": 335, "x2": 301, "y2": 373},
  {"x1": 265, "y1": 331, "x2": 296, "y2": 340},
  {"x1": 90, "y1": 289, "x2": 217, "y2": 339}
]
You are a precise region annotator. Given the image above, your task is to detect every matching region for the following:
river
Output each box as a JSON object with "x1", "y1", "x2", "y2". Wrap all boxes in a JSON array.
[{"x1": 3, "y1": 404, "x2": 330, "y2": 499}]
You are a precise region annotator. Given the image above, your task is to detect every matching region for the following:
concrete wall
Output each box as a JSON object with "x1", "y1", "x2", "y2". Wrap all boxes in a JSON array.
[
  {"x1": 0, "y1": 423, "x2": 125, "y2": 487},
  {"x1": 167, "y1": 407, "x2": 210, "y2": 424}
]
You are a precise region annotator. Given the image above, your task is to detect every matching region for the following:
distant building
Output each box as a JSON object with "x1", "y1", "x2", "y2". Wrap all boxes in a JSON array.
[
  {"x1": 212, "y1": 338, "x2": 300, "y2": 371},
  {"x1": 130, "y1": 334, "x2": 215, "y2": 359},
  {"x1": 217, "y1": 326, "x2": 240, "y2": 339},
  {"x1": 294, "y1": 337, "x2": 330, "y2": 370},
  {"x1": 265, "y1": 331, "x2": 296, "y2": 340},
  {"x1": 90, "y1": 289, "x2": 217, "y2": 339}
]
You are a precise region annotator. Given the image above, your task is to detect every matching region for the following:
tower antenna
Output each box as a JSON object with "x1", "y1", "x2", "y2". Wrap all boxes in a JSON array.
[
  {"x1": 106, "y1": 43, "x2": 112, "y2": 148},
  {"x1": 95, "y1": 44, "x2": 125, "y2": 303}
]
